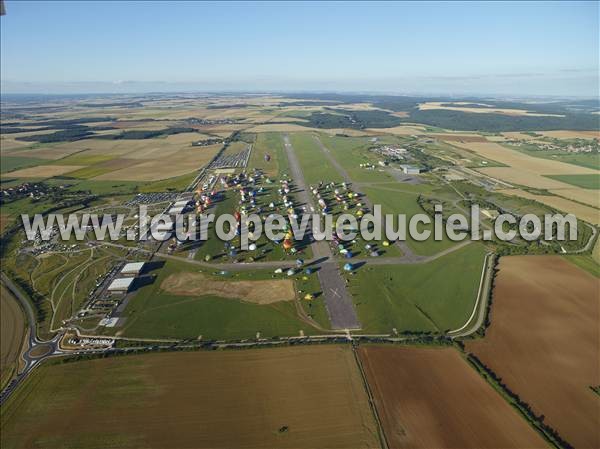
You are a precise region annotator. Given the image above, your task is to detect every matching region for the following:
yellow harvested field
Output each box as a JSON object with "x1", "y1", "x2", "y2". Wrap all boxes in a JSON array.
[
  {"x1": 93, "y1": 144, "x2": 221, "y2": 181},
  {"x1": 418, "y1": 101, "x2": 565, "y2": 117},
  {"x1": 246, "y1": 123, "x2": 319, "y2": 133},
  {"x1": 478, "y1": 166, "x2": 576, "y2": 189},
  {"x1": 7, "y1": 164, "x2": 84, "y2": 178},
  {"x1": 430, "y1": 133, "x2": 488, "y2": 142},
  {"x1": 448, "y1": 140, "x2": 598, "y2": 176},
  {"x1": 537, "y1": 130, "x2": 600, "y2": 140},
  {"x1": 548, "y1": 188, "x2": 600, "y2": 209},
  {"x1": 160, "y1": 272, "x2": 296, "y2": 304},
  {"x1": 369, "y1": 125, "x2": 427, "y2": 135},
  {"x1": 501, "y1": 132, "x2": 540, "y2": 141},
  {"x1": 499, "y1": 189, "x2": 600, "y2": 225},
  {"x1": 323, "y1": 128, "x2": 373, "y2": 136},
  {"x1": 0, "y1": 136, "x2": 34, "y2": 152}
]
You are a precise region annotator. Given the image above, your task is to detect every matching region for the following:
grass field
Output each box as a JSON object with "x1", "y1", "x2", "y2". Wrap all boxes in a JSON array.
[
  {"x1": 288, "y1": 133, "x2": 344, "y2": 184},
  {"x1": 249, "y1": 132, "x2": 289, "y2": 176},
  {"x1": 358, "y1": 345, "x2": 547, "y2": 448},
  {"x1": 362, "y1": 185, "x2": 459, "y2": 256},
  {"x1": 0, "y1": 284, "x2": 26, "y2": 390},
  {"x1": 347, "y1": 243, "x2": 487, "y2": 333},
  {"x1": 544, "y1": 174, "x2": 600, "y2": 189},
  {"x1": 118, "y1": 259, "x2": 327, "y2": 340},
  {"x1": 0, "y1": 346, "x2": 380, "y2": 449},
  {"x1": 466, "y1": 256, "x2": 600, "y2": 449},
  {"x1": 0, "y1": 156, "x2": 46, "y2": 174},
  {"x1": 317, "y1": 134, "x2": 396, "y2": 183}
]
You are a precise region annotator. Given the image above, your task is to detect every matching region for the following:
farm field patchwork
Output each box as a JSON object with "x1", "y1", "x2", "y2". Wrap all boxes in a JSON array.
[
  {"x1": 6, "y1": 164, "x2": 84, "y2": 178},
  {"x1": 0, "y1": 346, "x2": 380, "y2": 449},
  {"x1": 498, "y1": 188, "x2": 600, "y2": 225},
  {"x1": 544, "y1": 174, "x2": 600, "y2": 189},
  {"x1": 466, "y1": 256, "x2": 600, "y2": 449},
  {"x1": 417, "y1": 101, "x2": 564, "y2": 117},
  {"x1": 358, "y1": 345, "x2": 548, "y2": 448}
]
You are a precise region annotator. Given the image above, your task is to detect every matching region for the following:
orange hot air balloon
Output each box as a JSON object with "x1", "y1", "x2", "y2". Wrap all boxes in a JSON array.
[
  {"x1": 234, "y1": 211, "x2": 241, "y2": 222},
  {"x1": 283, "y1": 239, "x2": 293, "y2": 250}
]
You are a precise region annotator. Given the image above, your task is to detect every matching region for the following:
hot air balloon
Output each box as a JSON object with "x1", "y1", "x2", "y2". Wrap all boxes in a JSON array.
[
  {"x1": 248, "y1": 243, "x2": 257, "y2": 251},
  {"x1": 283, "y1": 239, "x2": 293, "y2": 250},
  {"x1": 343, "y1": 263, "x2": 353, "y2": 272}
]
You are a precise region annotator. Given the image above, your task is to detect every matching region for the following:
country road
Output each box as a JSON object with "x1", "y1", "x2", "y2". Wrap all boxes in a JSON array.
[{"x1": 0, "y1": 273, "x2": 64, "y2": 406}]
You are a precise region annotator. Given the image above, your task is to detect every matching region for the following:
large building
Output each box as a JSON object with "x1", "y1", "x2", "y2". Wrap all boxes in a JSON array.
[
  {"x1": 107, "y1": 277, "x2": 134, "y2": 293},
  {"x1": 400, "y1": 164, "x2": 423, "y2": 175},
  {"x1": 120, "y1": 262, "x2": 145, "y2": 276}
]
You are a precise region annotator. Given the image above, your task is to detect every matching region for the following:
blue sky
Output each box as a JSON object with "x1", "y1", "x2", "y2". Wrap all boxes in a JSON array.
[{"x1": 1, "y1": 1, "x2": 598, "y2": 96}]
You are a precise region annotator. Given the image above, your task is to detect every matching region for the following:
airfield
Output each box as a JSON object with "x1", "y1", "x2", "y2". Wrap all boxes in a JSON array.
[{"x1": 1, "y1": 93, "x2": 598, "y2": 448}]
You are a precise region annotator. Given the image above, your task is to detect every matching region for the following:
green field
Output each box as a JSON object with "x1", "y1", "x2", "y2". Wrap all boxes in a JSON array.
[
  {"x1": 317, "y1": 134, "x2": 397, "y2": 183},
  {"x1": 249, "y1": 132, "x2": 289, "y2": 176},
  {"x1": 347, "y1": 243, "x2": 487, "y2": 333},
  {"x1": 0, "y1": 156, "x2": 46, "y2": 173},
  {"x1": 545, "y1": 174, "x2": 600, "y2": 189},
  {"x1": 288, "y1": 133, "x2": 344, "y2": 184},
  {"x1": 117, "y1": 259, "x2": 328, "y2": 340},
  {"x1": 362, "y1": 185, "x2": 460, "y2": 256}
]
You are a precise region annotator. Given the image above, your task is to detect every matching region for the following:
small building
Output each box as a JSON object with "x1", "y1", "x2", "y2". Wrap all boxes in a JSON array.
[
  {"x1": 120, "y1": 262, "x2": 145, "y2": 276},
  {"x1": 107, "y1": 277, "x2": 134, "y2": 293},
  {"x1": 400, "y1": 164, "x2": 423, "y2": 175}
]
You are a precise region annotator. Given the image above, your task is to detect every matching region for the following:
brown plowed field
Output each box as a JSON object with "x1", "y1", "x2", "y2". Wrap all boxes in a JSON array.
[
  {"x1": 358, "y1": 345, "x2": 547, "y2": 449},
  {"x1": 466, "y1": 256, "x2": 600, "y2": 449},
  {"x1": 1, "y1": 346, "x2": 380, "y2": 449}
]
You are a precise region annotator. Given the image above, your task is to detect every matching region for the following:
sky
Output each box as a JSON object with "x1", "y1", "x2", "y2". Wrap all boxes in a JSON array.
[{"x1": 1, "y1": 1, "x2": 598, "y2": 97}]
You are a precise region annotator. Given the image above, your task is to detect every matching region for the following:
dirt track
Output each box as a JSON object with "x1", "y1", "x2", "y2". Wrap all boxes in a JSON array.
[
  {"x1": 358, "y1": 345, "x2": 547, "y2": 448},
  {"x1": 466, "y1": 256, "x2": 600, "y2": 449}
]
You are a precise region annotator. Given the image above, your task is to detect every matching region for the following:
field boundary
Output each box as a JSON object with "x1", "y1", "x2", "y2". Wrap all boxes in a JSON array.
[{"x1": 352, "y1": 345, "x2": 389, "y2": 449}]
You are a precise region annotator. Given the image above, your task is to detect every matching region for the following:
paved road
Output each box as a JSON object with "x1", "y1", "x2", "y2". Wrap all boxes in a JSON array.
[
  {"x1": 0, "y1": 273, "x2": 64, "y2": 405},
  {"x1": 312, "y1": 135, "x2": 422, "y2": 261},
  {"x1": 447, "y1": 252, "x2": 495, "y2": 338},
  {"x1": 283, "y1": 134, "x2": 361, "y2": 330}
]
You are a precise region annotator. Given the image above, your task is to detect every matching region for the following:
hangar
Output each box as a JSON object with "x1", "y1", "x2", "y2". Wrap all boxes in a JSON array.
[
  {"x1": 121, "y1": 262, "x2": 145, "y2": 276},
  {"x1": 107, "y1": 277, "x2": 134, "y2": 293}
]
